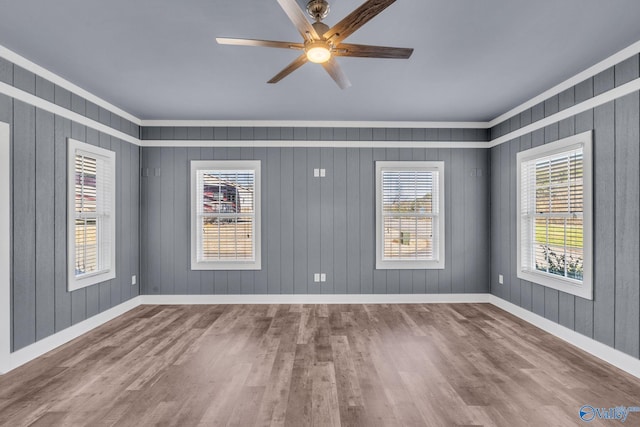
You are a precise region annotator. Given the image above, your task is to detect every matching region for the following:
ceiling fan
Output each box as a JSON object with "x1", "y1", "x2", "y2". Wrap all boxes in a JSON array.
[{"x1": 216, "y1": 0, "x2": 414, "y2": 89}]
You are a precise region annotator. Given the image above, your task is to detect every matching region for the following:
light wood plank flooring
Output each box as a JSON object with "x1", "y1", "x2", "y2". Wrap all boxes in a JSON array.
[{"x1": 1, "y1": 303, "x2": 640, "y2": 426}]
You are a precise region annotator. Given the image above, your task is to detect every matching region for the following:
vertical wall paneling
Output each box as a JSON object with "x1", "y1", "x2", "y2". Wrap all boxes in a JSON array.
[
  {"x1": 345, "y1": 148, "x2": 360, "y2": 294},
  {"x1": 489, "y1": 64, "x2": 640, "y2": 360},
  {"x1": 130, "y1": 144, "x2": 140, "y2": 299},
  {"x1": 267, "y1": 148, "x2": 281, "y2": 294},
  {"x1": 12, "y1": 101, "x2": 36, "y2": 350},
  {"x1": 592, "y1": 102, "x2": 616, "y2": 347},
  {"x1": 293, "y1": 148, "x2": 308, "y2": 294},
  {"x1": 279, "y1": 147, "x2": 294, "y2": 294},
  {"x1": 1, "y1": 122, "x2": 11, "y2": 361},
  {"x1": 490, "y1": 147, "x2": 500, "y2": 298},
  {"x1": 307, "y1": 148, "x2": 321, "y2": 293},
  {"x1": 445, "y1": 148, "x2": 468, "y2": 293},
  {"x1": 137, "y1": 142, "x2": 491, "y2": 300},
  {"x1": 160, "y1": 148, "x2": 175, "y2": 295},
  {"x1": 614, "y1": 92, "x2": 640, "y2": 358},
  {"x1": 34, "y1": 108, "x2": 55, "y2": 339},
  {"x1": 320, "y1": 148, "x2": 334, "y2": 294},
  {"x1": 463, "y1": 148, "x2": 476, "y2": 294},
  {"x1": 359, "y1": 148, "x2": 374, "y2": 294},
  {"x1": 54, "y1": 117, "x2": 72, "y2": 331},
  {"x1": 4, "y1": 63, "x2": 140, "y2": 351},
  {"x1": 173, "y1": 147, "x2": 188, "y2": 295},
  {"x1": 333, "y1": 148, "x2": 347, "y2": 294},
  {"x1": 507, "y1": 141, "x2": 519, "y2": 303}
]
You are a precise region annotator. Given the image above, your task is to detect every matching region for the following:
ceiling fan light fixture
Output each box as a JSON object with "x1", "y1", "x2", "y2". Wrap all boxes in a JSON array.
[{"x1": 305, "y1": 41, "x2": 331, "y2": 63}]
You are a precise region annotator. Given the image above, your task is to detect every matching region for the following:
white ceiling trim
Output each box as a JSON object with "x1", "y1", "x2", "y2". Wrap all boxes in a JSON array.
[
  {"x1": 489, "y1": 39, "x2": 640, "y2": 128},
  {"x1": 0, "y1": 81, "x2": 141, "y2": 146},
  {"x1": 141, "y1": 139, "x2": 488, "y2": 149},
  {"x1": 140, "y1": 120, "x2": 490, "y2": 129},
  {"x1": 0, "y1": 41, "x2": 640, "y2": 148},
  {"x1": 0, "y1": 45, "x2": 141, "y2": 126},
  {"x1": 489, "y1": 77, "x2": 640, "y2": 147},
  {"x1": 1, "y1": 38, "x2": 639, "y2": 130}
]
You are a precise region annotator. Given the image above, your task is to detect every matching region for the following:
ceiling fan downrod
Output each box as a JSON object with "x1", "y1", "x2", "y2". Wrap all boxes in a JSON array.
[{"x1": 306, "y1": 0, "x2": 330, "y2": 22}]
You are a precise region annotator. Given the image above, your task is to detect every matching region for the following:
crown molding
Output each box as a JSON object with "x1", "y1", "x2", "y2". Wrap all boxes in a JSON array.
[
  {"x1": 140, "y1": 120, "x2": 490, "y2": 129},
  {"x1": 0, "y1": 81, "x2": 141, "y2": 146},
  {"x1": 489, "y1": 39, "x2": 640, "y2": 128},
  {"x1": 1, "y1": 37, "x2": 639, "y2": 146},
  {"x1": 0, "y1": 45, "x2": 141, "y2": 126},
  {"x1": 489, "y1": 77, "x2": 640, "y2": 147},
  {"x1": 141, "y1": 139, "x2": 488, "y2": 148}
]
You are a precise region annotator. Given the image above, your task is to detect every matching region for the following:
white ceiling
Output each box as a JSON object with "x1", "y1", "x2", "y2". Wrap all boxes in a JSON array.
[{"x1": 1, "y1": 0, "x2": 640, "y2": 122}]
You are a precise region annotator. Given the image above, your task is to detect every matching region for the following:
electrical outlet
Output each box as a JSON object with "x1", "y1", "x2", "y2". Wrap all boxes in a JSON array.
[
  {"x1": 320, "y1": 273, "x2": 326, "y2": 282},
  {"x1": 498, "y1": 274, "x2": 503, "y2": 285},
  {"x1": 314, "y1": 273, "x2": 320, "y2": 282},
  {"x1": 131, "y1": 275, "x2": 137, "y2": 285},
  {"x1": 313, "y1": 168, "x2": 320, "y2": 177},
  {"x1": 320, "y1": 168, "x2": 326, "y2": 177}
]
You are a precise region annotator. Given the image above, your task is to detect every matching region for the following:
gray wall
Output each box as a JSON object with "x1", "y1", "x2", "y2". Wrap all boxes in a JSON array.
[
  {"x1": 490, "y1": 54, "x2": 640, "y2": 359},
  {"x1": 1, "y1": 59, "x2": 141, "y2": 352},
  {"x1": 140, "y1": 143, "x2": 490, "y2": 295}
]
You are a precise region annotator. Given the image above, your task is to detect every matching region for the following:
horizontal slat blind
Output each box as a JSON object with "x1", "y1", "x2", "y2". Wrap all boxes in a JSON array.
[
  {"x1": 196, "y1": 169, "x2": 256, "y2": 262},
  {"x1": 381, "y1": 170, "x2": 439, "y2": 261},
  {"x1": 521, "y1": 146, "x2": 584, "y2": 281},
  {"x1": 74, "y1": 151, "x2": 113, "y2": 277}
]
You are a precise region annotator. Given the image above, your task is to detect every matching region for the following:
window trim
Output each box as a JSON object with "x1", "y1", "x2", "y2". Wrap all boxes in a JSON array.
[
  {"x1": 190, "y1": 160, "x2": 261, "y2": 270},
  {"x1": 516, "y1": 131, "x2": 593, "y2": 300},
  {"x1": 67, "y1": 138, "x2": 116, "y2": 292},
  {"x1": 375, "y1": 161, "x2": 445, "y2": 270}
]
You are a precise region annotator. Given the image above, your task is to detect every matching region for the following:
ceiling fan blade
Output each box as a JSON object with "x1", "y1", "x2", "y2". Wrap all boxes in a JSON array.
[
  {"x1": 268, "y1": 53, "x2": 309, "y2": 84},
  {"x1": 322, "y1": 57, "x2": 351, "y2": 89},
  {"x1": 333, "y1": 43, "x2": 413, "y2": 59},
  {"x1": 216, "y1": 37, "x2": 304, "y2": 50},
  {"x1": 277, "y1": 0, "x2": 320, "y2": 40},
  {"x1": 324, "y1": 0, "x2": 396, "y2": 44}
]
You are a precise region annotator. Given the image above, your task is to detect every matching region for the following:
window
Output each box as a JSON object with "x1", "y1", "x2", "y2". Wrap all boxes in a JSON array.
[
  {"x1": 191, "y1": 160, "x2": 261, "y2": 270},
  {"x1": 67, "y1": 139, "x2": 116, "y2": 291},
  {"x1": 376, "y1": 161, "x2": 445, "y2": 269},
  {"x1": 517, "y1": 131, "x2": 593, "y2": 300}
]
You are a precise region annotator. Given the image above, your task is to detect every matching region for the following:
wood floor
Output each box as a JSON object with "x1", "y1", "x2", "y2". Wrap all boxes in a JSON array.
[{"x1": 1, "y1": 303, "x2": 640, "y2": 426}]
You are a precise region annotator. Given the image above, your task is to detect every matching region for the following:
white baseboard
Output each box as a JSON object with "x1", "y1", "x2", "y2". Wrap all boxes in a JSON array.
[
  {"x1": 139, "y1": 293, "x2": 491, "y2": 305},
  {"x1": 489, "y1": 295, "x2": 640, "y2": 379},
  {"x1": 2, "y1": 293, "x2": 639, "y2": 381},
  {"x1": 0, "y1": 296, "x2": 142, "y2": 374}
]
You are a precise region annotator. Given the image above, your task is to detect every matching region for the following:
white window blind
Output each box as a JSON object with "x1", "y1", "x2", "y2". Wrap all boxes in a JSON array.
[
  {"x1": 68, "y1": 139, "x2": 116, "y2": 291},
  {"x1": 376, "y1": 161, "x2": 445, "y2": 269},
  {"x1": 517, "y1": 131, "x2": 593, "y2": 300},
  {"x1": 191, "y1": 161, "x2": 261, "y2": 270}
]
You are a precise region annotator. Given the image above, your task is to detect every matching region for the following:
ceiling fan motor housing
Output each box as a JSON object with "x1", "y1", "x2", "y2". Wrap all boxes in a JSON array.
[{"x1": 307, "y1": 0, "x2": 330, "y2": 21}]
